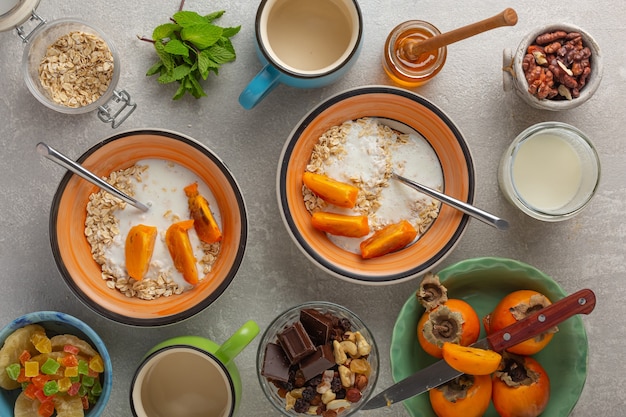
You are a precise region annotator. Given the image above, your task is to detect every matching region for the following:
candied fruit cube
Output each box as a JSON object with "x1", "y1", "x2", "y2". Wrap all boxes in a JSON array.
[
  {"x1": 63, "y1": 344, "x2": 80, "y2": 355},
  {"x1": 38, "y1": 400, "x2": 55, "y2": 417},
  {"x1": 41, "y1": 358, "x2": 61, "y2": 375},
  {"x1": 65, "y1": 366, "x2": 79, "y2": 378},
  {"x1": 32, "y1": 374, "x2": 50, "y2": 389},
  {"x1": 5, "y1": 363, "x2": 21, "y2": 380},
  {"x1": 24, "y1": 361, "x2": 39, "y2": 378},
  {"x1": 61, "y1": 354, "x2": 79, "y2": 368},
  {"x1": 68, "y1": 381, "x2": 81, "y2": 396},
  {"x1": 19, "y1": 350, "x2": 31, "y2": 365},
  {"x1": 81, "y1": 395, "x2": 89, "y2": 410},
  {"x1": 31, "y1": 333, "x2": 52, "y2": 354},
  {"x1": 89, "y1": 355, "x2": 104, "y2": 373},
  {"x1": 24, "y1": 382, "x2": 39, "y2": 399},
  {"x1": 58, "y1": 377, "x2": 72, "y2": 392},
  {"x1": 17, "y1": 368, "x2": 30, "y2": 383},
  {"x1": 43, "y1": 380, "x2": 59, "y2": 396},
  {"x1": 34, "y1": 388, "x2": 50, "y2": 403},
  {"x1": 91, "y1": 379, "x2": 103, "y2": 396},
  {"x1": 82, "y1": 375, "x2": 95, "y2": 387},
  {"x1": 78, "y1": 360, "x2": 89, "y2": 375}
]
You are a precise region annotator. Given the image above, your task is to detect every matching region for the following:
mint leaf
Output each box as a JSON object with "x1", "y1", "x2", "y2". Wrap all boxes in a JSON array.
[
  {"x1": 153, "y1": 23, "x2": 180, "y2": 41},
  {"x1": 163, "y1": 39, "x2": 189, "y2": 57},
  {"x1": 146, "y1": 61, "x2": 164, "y2": 76},
  {"x1": 218, "y1": 37, "x2": 235, "y2": 55},
  {"x1": 222, "y1": 26, "x2": 241, "y2": 38},
  {"x1": 198, "y1": 50, "x2": 220, "y2": 79},
  {"x1": 154, "y1": 41, "x2": 175, "y2": 72},
  {"x1": 173, "y1": 11, "x2": 207, "y2": 27},
  {"x1": 181, "y1": 24, "x2": 222, "y2": 49},
  {"x1": 187, "y1": 75, "x2": 207, "y2": 99},
  {"x1": 143, "y1": 7, "x2": 239, "y2": 99},
  {"x1": 206, "y1": 45, "x2": 235, "y2": 64},
  {"x1": 157, "y1": 64, "x2": 191, "y2": 84},
  {"x1": 204, "y1": 11, "x2": 225, "y2": 23},
  {"x1": 173, "y1": 82, "x2": 187, "y2": 100}
]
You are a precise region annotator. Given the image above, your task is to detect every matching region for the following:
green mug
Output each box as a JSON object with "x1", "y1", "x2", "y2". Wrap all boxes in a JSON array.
[{"x1": 130, "y1": 320, "x2": 259, "y2": 417}]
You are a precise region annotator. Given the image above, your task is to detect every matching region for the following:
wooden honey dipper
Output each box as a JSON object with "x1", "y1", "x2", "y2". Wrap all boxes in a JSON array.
[{"x1": 402, "y1": 8, "x2": 518, "y2": 61}]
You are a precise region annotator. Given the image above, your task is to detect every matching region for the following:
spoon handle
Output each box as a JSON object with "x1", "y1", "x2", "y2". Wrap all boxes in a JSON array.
[
  {"x1": 393, "y1": 173, "x2": 509, "y2": 230},
  {"x1": 37, "y1": 142, "x2": 150, "y2": 212}
]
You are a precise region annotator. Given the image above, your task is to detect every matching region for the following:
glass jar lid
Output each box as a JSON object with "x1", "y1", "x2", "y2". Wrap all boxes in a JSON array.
[{"x1": 0, "y1": 0, "x2": 41, "y2": 32}]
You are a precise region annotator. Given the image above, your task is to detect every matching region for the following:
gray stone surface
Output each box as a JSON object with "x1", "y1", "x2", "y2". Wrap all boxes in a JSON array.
[{"x1": 1, "y1": 0, "x2": 624, "y2": 416}]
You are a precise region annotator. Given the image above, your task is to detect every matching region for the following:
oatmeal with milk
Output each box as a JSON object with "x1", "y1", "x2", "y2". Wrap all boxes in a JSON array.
[
  {"x1": 85, "y1": 159, "x2": 222, "y2": 300},
  {"x1": 303, "y1": 117, "x2": 442, "y2": 257}
]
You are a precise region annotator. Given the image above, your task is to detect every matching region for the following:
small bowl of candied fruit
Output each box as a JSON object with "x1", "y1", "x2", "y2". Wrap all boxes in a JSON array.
[
  {"x1": 503, "y1": 23, "x2": 603, "y2": 110},
  {"x1": 257, "y1": 301, "x2": 379, "y2": 416},
  {"x1": 0, "y1": 311, "x2": 112, "y2": 417}
]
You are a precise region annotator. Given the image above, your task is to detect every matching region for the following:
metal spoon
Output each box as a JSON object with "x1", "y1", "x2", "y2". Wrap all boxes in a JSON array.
[
  {"x1": 392, "y1": 172, "x2": 509, "y2": 230},
  {"x1": 37, "y1": 142, "x2": 150, "y2": 212}
]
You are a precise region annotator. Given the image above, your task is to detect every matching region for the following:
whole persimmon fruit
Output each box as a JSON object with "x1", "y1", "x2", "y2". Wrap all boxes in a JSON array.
[
  {"x1": 429, "y1": 374, "x2": 492, "y2": 417},
  {"x1": 417, "y1": 299, "x2": 480, "y2": 358},
  {"x1": 483, "y1": 289, "x2": 556, "y2": 355},
  {"x1": 492, "y1": 353, "x2": 550, "y2": 417}
]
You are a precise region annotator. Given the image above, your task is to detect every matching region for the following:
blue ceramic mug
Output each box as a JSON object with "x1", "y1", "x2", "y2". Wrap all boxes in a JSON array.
[{"x1": 239, "y1": 0, "x2": 363, "y2": 109}]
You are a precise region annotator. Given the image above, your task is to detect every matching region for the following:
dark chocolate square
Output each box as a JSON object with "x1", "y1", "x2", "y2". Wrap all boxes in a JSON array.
[
  {"x1": 261, "y1": 343, "x2": 291, "y2": 382},
  {"x1": 277, "y1": 321, "x2": 316, "y2": 364},
  {"x1": 299, "y1": 344, "x2": 335, "y2": 382},
  {"x1": 300, "y1": 308, "x2": 333, "y2": 346}
]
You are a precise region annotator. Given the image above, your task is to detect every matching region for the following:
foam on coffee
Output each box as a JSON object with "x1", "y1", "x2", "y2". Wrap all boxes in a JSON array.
[
  {"x1": 132, "y1": 347, "x2": 234, "y2": 417},
  {"x1": 263, "y1": 0, "x2": 356, "y2": 72}
]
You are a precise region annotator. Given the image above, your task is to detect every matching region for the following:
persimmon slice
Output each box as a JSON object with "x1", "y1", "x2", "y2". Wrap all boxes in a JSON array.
[
  {"x1": 442, "y1": 342, "x2": 502, "y2": 375},
  {"x1": 302, "y1": 172, "x2": 358, "y2": 208}
]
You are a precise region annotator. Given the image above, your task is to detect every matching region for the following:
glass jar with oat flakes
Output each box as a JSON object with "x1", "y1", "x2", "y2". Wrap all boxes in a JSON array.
[{"x1": 0, "y1": 1, "x2": 136, "y2": 128}]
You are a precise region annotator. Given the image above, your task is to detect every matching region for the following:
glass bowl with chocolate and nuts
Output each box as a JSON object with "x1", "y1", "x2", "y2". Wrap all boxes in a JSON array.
[
  {"x1": 257, "y1": 301, "x2": 379, "y2": 416},
  {"x1": 503, "y1": 23, "x2": 603, "y2": 110}
]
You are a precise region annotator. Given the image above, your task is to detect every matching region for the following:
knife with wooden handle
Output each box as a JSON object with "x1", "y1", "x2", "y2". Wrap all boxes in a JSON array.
[{"x1": 362, "y1": 288, "x2": 596, "y2": 410}]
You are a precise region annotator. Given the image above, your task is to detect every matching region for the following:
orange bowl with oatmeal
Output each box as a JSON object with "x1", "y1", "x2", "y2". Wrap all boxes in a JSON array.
[
  {"x1": 49, "y1": 130, "x2": 247, "y2": 326},
  {"x1": 277, "y1": 86, "x2": 474, "y2": 285}
]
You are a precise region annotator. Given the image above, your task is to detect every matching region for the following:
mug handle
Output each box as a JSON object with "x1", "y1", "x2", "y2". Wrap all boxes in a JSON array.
[
  {"x1": 238, "y1": 64, "x2": 282, "y2": 110},
  {"x1": 214, "y1": 320, "x2": 260, "y2": 364}
]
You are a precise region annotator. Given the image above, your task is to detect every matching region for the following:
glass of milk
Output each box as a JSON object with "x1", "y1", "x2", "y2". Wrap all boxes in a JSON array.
[{"x1": 498, "y1": 122, "x2": 600, "y2": 222}]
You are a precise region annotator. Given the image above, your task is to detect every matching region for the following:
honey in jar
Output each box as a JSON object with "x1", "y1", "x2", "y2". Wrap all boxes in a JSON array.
[{"x1": 383, "y1": 20, "x2": 447, "y2": 87}]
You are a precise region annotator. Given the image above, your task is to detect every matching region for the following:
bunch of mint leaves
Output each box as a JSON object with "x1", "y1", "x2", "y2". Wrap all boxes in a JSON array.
[{"x1": 143, "y1": 9, "x2": 240, "y2": 100}]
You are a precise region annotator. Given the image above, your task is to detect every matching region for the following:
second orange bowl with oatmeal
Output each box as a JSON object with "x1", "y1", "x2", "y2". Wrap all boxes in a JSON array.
[
  {"x1": 277, "y1": 86, "x2": 475, "y2": 285},
  {"x1": 49, "y1": 130, "x2": 247, "y2": 326}
]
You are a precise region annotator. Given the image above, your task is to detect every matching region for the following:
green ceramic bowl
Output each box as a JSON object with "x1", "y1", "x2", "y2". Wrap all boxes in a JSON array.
[{"x1": 390, "y1": 257, "x2": 588, "y2": 417}]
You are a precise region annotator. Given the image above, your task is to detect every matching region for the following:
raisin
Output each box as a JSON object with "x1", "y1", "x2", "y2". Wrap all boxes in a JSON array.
[
  {"x1": 335, "y1": 388, "x2": 346, "y2": 399},
  {"x1": 330, "y1": 376, "x2": 342, "y2": 392},
  {"x1": 294, "y1": 398, "x2": 309, "y2": 413},
  {"x1": 338, "y1": 318, "x2": 352, "y2": 332},
  {"x1": 294, "y1": 369, "x2": 307, "y2": 388},
  {"x1": 308, "y1": 374, "x2": 322, "y2": 387},
  {"x1": 302, "y1": 386, "x2": 316, "y2": 402}
]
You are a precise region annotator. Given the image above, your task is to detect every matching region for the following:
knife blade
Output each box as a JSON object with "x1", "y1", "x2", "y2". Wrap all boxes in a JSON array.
[{"x1": 362, "y1": 288, "x2": 596, "y2": 410}]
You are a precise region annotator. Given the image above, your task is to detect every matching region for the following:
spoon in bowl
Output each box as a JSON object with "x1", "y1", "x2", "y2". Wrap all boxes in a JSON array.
[
  {"x1": 37, "y1": 142, "x2": 150, "y2": 212},
  {"x1": 392, "y1": 172, "x2": 509, "y2": 230}
]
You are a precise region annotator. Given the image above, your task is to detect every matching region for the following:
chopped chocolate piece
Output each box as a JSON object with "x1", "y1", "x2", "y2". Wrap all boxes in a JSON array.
[
  {"x1": 278, "y1": 321, "x2": 316, "y2": 364},
  {"x1": 261, "y1": 343, "x2": 291, "y2": 382},
  {"x1": 299, "y1": 344, "x2": 335, "y2": 381},
  {"x1": 300, "y1": 308, "x2": 333, "y2": 345}
]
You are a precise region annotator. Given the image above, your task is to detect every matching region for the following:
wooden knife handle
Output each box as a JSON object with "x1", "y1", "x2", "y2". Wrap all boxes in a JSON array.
[{"x1": 487, "y1": 288, "x2": 596, "y2": 352}]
